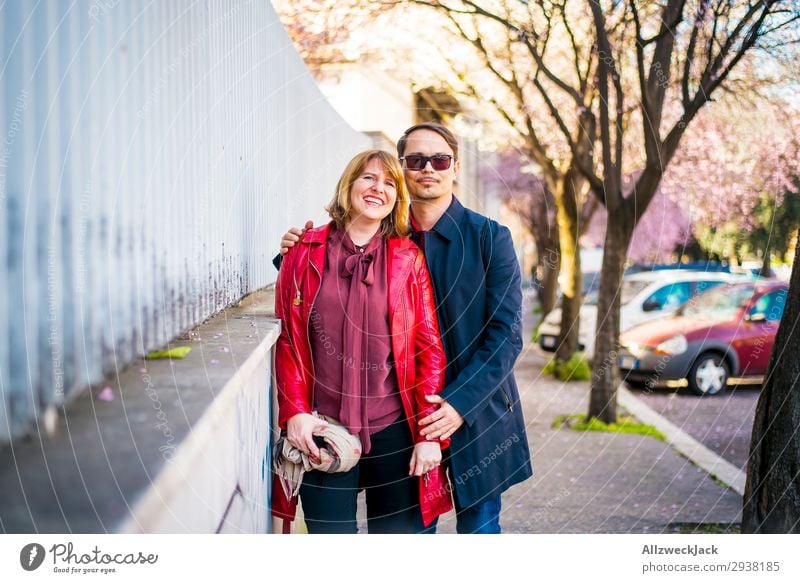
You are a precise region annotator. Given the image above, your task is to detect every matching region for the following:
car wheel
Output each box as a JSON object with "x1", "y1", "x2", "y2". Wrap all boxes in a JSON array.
[{"x1": 687, "y1": 353, "x2": 729, "y2": 396}]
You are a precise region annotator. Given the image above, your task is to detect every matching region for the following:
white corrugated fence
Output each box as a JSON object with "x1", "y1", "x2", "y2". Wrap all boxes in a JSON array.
[{"x1": 0, "y1": 0, "x2": 370, "y2": 443}]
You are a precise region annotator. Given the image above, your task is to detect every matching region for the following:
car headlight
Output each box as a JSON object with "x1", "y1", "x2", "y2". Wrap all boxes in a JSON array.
[
  {"x1": 654, "y1": 334, "x2": 688, "y2": 355},
  {"x1": 623, "y1": 342, "x2": 641, "y2": 356}
]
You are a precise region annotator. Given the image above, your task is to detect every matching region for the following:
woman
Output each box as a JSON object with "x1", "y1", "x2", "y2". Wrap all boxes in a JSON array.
[{"x1": 272, "y1": 150, "x2": 451, "y2": 533}]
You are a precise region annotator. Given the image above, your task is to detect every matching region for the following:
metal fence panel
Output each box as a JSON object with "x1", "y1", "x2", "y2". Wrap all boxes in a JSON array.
[{"x1": 0, "y1": 0, "x2": 370, "y2": 443}]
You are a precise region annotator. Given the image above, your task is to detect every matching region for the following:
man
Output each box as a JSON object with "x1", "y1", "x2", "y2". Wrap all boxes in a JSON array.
[{"x1": 279, "y1": 123, "x2": 532, "y2": 533}]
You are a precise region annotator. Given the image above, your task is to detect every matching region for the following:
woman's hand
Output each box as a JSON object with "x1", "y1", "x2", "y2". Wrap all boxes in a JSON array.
[
  {"x1": 286, "y1": 413, "x2": 327, "y2": 459},
  {"x1": 408, "y1": 441, "x2": 442, "y2": 476}
]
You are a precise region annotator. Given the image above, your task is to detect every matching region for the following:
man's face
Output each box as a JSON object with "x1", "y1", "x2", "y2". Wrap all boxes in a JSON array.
[{"x1": 401, "y1": 129, "x2": 460, "y2": 203}]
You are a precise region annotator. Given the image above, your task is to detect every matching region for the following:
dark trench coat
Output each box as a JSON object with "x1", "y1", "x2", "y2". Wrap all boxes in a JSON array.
[{"x1": 410, "y1": 196, "x2": 533, "y2": 508}]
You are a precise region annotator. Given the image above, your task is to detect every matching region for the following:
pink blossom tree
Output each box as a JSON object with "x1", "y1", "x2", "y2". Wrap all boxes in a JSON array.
[
  {"x1": 662, "y1": 99, "x2": 800, "y2": 270},
  {"x1": 582, "y1": 172, "x2": 693, "y2": 264},
  {"x1": 481, "y1": 150, "x2": 561, "y2": 315},
  {"x1": 401, "y1": 0, "x2": 800, "y2": 423},
  {"x1": 278, "y1": 0, "x2": 800, "y2": 423}
]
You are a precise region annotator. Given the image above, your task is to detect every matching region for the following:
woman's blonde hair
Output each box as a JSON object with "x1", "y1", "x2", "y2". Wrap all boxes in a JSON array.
[{"x1": 326, "y1": 150, "x2": 409, "y2": 238}]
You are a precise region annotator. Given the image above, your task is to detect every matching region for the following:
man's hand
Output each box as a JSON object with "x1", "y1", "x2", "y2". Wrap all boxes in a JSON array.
[
  {"x1": 409, "y1": 441, "x2": 442, "y2": 476},
  {"x1": 419, "y1": 395, "x2": 464, "y2": 440},
  {"x1": 286, "y1": 413, "x2": 328, "y2": 459},
  {"x1": 280, "y1": 220, "x2": 314, "y2": 256}
]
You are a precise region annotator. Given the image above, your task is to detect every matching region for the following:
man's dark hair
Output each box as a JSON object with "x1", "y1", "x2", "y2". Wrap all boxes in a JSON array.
[{"x1": 397, "y1": 122, "x2": 459, "y2": 159}]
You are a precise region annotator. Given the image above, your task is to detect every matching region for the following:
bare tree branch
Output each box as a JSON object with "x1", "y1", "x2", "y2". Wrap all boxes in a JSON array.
[
  {"x1": 759, "y1": 13, "x2": 800, "y2": 36},
  {"x1": 630, "y1": 1, "x2": 660, "y2": 164},
  {"x1": 456, "y1": 0, "x2": 586, "y2": 105},
  {"x1": 682, "y1": 0, "x2": 708, "y2": 109},
  {"x1": 441, "y1": 11, "x2": 559, "y2": 178},
  {"x1": 560, "y1": 2, "x2": 587, "y2": 89},
  {"x1": 704, "y1": 1, "x2": 772, "y2": 89},
  {"x1": 589, "y1": 0, "x2": 621, "y2": 207},
  {"x1": 638, "y1": 0, "x2": 687, "y2": 46},
  {"x1": 645, "y1": 0, "x2": 685, "y2": 126}
]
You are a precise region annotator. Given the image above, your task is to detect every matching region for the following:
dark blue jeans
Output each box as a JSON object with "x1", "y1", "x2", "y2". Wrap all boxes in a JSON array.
[
  {"x1": 299, "y1": 418, "x2": 426, "y2": 534},
  {"x1": 421, "y1": 494, "x2": 502, "y2": 534},
  {"x1": 455, "y1": 496, "x2": 502, "y2": 534}
]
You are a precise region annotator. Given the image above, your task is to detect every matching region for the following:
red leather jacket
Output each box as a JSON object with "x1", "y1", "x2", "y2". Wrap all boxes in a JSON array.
[{"x1": 272, "y1": 222, "x2": 452, "y2": 528}]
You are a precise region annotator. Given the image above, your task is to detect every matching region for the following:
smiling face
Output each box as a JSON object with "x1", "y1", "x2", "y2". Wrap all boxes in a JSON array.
[
  {"x1": 348, "y1": 158, "x2": 398, "y2": 225},
  {"x1": 401, "y1": 129, "x2": 460, "y2": 202},
  {"x1": 326, "y1": 150, "x2": 409, "y2": 237}
]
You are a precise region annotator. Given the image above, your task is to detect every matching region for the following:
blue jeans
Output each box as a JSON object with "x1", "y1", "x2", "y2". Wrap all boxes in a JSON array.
[
  {"x1": 455, "y1": 496, "x2": 502, "y2": 534},
  {"x1": 422, "y1": 495, "x2": 502, "y2": 534},
  {"x1": 300, "y1": 418, "x2": 423, "y2": 534}
]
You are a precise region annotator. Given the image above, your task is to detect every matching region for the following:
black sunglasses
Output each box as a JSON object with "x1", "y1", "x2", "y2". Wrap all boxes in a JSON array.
[{"x1": 400, "y1": 154, "x2": 454, "y2": 171}]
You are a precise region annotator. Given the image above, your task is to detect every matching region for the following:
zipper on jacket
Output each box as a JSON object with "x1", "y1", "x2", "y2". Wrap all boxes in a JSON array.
[
  {"x1": 400, "y1": 292, "x2": 411, "y2": 433},
  {"x1": 292, "y1": 268, "x2": 302, "y2": 305},
  {"x1": 305, "y1": 253, "x2": 323, "y2": 409},
  {"x1": 501, "y1": 387, "x2": 514, "y2": 412}
]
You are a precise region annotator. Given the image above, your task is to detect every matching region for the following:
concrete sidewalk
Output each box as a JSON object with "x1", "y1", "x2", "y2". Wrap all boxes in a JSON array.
[{"x1": 432, "y1": 293, "x2": 743, "y2": 534}]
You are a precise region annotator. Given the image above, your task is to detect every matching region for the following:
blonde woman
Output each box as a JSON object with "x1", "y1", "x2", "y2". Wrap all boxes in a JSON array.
[{"x1": 272, "y1": 150, "x2": 451, "y2": 533}]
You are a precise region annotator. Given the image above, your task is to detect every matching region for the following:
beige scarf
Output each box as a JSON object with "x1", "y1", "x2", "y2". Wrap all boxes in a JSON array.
[{"x1": 272, "y1": 413, "x2": 363, "y2": 500}]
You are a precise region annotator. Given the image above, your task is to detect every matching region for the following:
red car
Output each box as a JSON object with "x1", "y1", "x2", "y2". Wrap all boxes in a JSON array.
[{"x1": 618, "y1": 280, "x2": 788, "y2": 395}]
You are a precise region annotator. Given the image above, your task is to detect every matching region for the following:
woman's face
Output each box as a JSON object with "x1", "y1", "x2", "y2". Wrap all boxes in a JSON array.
[{"x1": 348, "y1": 158, "x2": 397, "y2": 224}]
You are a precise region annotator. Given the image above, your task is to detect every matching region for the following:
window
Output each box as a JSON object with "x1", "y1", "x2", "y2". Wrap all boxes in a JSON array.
[
  {"x1": 683, "y1": 284, "x2": 755, "y2": 321},
  {"x1": 643, "y1": 282, "x2": 691, "y2": 311},
  {"x1": 692, "y1": 280, "x2": 725, "y2": 296},
  {"x1": 749, "y1": 290, "x2": 787, "y2": 322},
  {"x1": 620, "y1": 280, "x2": 651, "y2": 305}
]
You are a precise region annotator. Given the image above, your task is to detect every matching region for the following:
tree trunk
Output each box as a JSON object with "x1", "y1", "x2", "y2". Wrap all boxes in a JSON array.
[
  {"x1": 588, "y1": 215, "x2": 633, "y2": 423},
  {"x1": 760, "y1": 252, "x2": 772, "y2": 278},
  {"x1": 535, "y1": 236, "x2": 560, "y2": 316},
  {"x1": 555, "y1": 169, "x2": 584, "y2": 361},
  {"x1": 528, "y1": 180, "x2": 560, "y2": 318},
  {"x1": 743, "y1": 234, "x2": 800, "y2": 533}
]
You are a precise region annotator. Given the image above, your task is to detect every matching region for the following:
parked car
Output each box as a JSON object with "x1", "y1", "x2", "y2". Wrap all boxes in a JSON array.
[
  {"x1": 538, "y1": 270, "x2": 749, "y2": 359},
  {"x1": 625, "y1": 261, "x2": 731, "y2": 275},
  {"x1": 735, "y1": 260, "x2": 777, "y2": 279},
  {"x1": 618, "y1": 280, "x2": 788, "y2": 395}
]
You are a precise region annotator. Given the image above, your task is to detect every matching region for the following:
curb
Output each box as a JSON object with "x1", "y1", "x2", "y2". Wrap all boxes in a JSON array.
[{"x1": 618, "y1": 385, "x2": 747, "y2": 495}]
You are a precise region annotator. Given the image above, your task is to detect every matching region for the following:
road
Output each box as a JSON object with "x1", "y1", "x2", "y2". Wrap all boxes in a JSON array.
[
  {"x1": 529, "y1": 289, "x2": 760, "y2": 472},
  {"x1": 629, "y1": 380, "x2": 760, "y2": 471}
]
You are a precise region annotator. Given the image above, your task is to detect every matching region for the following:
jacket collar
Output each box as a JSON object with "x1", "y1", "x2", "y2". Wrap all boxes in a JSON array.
[
  {"x1": 299, "y1": 222, "x2": 333, "y2": 282},
  {"x1": 301, "y1": 222, "x2": 334, "y2": 244},
  {"x1": 300, "y1": 220, "x2": 417, "y2": 289},
  {"x1": 411, "y1": 195, "x2": 464, "y2": 242}
]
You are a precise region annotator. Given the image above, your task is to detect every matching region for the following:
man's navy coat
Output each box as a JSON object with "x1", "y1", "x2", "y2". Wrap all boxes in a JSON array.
[{"x1": 412, "y1": 196, "x2": 532, "y2": 508}]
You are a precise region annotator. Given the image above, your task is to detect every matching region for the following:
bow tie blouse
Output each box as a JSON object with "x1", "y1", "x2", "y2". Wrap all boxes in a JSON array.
[{"x1": 308, "y1": 226, "x2": 403, "y2": 453}]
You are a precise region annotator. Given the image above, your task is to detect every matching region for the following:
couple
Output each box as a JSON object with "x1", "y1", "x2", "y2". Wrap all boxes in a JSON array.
[{"x1": 272, "y1": 123, "x2": 532, "y2": 534}]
